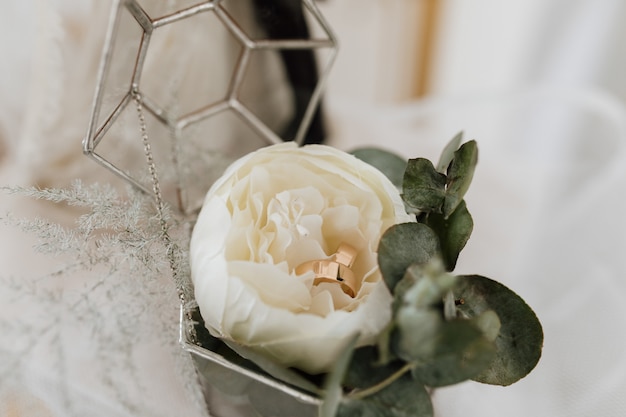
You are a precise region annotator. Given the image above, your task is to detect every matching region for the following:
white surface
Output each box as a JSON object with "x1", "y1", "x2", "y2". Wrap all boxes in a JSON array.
[{"x1": 2, "y1": 1, "x2": 626, "y2": 416}]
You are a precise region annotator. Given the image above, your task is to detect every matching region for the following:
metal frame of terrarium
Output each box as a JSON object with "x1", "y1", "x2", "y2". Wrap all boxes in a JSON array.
[
  {"x1": 83, "y1": 0, "x2": 337, "y2": 415},
  {"x1": 83, "y1": 0, "x2": 337, "y2": 197}
]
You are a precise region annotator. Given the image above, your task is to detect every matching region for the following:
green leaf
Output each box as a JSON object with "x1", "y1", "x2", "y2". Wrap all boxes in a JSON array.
[
  {"x1": 392, "y1": 264, "x2": 456, "y2": 362},
  {"x1": 411, "y1": 319, "x2": 496, "y2": 387},
  {"x1": 402, "y1": 158, "x2": 447, "y2": 213},
  {"x1": 377, "y1": 223, "x2": 440, "y2": 291},
  {"x1": 425, "y1": 200, "x2": 474, "y2": 271},
  {"x1": 351, "y1": 148, "x2": 407, "y2": 188},
  {"x1": 443, "y1": 290, "x2": 457, "y2": 320},
  {"x1": 471, "y1": 310, "x2": 501, "y2": 342},
  {"x1": 400, "y1": 263, "x2": 456, "y2": 309},
  {"x1": 443, "y1": 140, "x2": 478, "y2": 217},
  {"x1": 339, "y1": 374, "x2": 433, "y2": 417},
  {"x1": 343, "y1": 346, "x2": 406, "y2": 390},
  {"x1": 436, "y1": 131, "x2": 463, "y2": 173},
  {"x1": 453, "y1": 275, "x2": 543, "y2": 386},
  {"x1": 320, "y1": 334, "x2": 360, "y2": 417},
  {"x1": 392, "y1": 267, "x2": 497, "y2": 387},
  {"x1": 375, "y1": 322, "x2": 395, "y2": 365},
  {"x1": 394, "y1": 307, "x2": 442, "y2": 361}
]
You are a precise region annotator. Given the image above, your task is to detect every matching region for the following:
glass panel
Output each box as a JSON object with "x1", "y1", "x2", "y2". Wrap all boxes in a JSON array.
[
  {"x1": 179, "y1": 110, "x2": 269, "y2": 212},
  {"x1": 238, "y1": 45, "x2": 335, "y2": 143},
  {"x1": 237, "y1": 48, "x2": 293, "y2": 139},
  {"x1": 140, "y1": 9, "x2": 242, "y2": 120},
  {"x1": 220, "y1": 0, "x2": 329, "y2": 42},
  {"x1": 95, "y1": 6, "x2": 143, "y2": 129},
  {"x1": 194, "y1": 355, "x2": 319, "y2": 417},
  {"x1": 94, "y1": 99, "x2": 182, "y2": 206}
]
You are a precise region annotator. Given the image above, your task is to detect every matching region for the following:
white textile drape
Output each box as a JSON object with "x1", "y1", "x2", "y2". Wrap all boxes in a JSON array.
[{"x1": 2, "y1": 1, "x2": 626, "y2": 416}]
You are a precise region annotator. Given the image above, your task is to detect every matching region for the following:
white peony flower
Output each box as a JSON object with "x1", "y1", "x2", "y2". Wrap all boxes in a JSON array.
[{"x1": 190, "y1": 142, "x2": 413, "y2": 374}]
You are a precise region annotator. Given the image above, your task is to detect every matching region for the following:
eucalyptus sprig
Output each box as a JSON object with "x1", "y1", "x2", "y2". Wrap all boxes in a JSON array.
[{"x1": 330, "y1": 133, "x2": 544, "y2": 417}]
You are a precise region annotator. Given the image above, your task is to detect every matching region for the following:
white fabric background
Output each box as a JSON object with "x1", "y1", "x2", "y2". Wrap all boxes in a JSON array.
[{"x1": 2, "y1": 1, "x2": 626, "y2": 416}]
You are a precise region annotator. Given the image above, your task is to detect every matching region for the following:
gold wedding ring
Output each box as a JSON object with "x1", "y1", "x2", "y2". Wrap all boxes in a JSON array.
[{"x1": 295, "y1": 243, "x2": 358, "y2": 297}]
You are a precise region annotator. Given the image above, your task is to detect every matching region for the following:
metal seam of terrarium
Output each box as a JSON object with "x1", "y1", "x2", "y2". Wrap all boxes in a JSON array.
[
  {"x1": 152, "y1": 2, "x2": 216, "y2": 28},
  {"x1": 84, "y1": 0, "x2": 122, "y2": 152}
]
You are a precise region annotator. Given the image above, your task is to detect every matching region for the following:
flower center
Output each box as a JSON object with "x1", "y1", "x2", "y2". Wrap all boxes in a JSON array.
[
  {"x1": 268, "y1": 193, "x2": 309, "y2": 237},
  {"x1": 294, "y1": 243, "x2": 359, "y2": 297}
]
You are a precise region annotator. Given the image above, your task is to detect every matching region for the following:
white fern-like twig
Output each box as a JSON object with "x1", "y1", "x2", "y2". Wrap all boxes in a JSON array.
[{"x1": 0, "y1": 181, "x2": 208, "y2": 417}]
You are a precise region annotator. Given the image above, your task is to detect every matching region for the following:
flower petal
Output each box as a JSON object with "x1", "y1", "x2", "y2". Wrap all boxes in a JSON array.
[{"x1": 228, "y1": 261, "x2": 311, "y2": 313}]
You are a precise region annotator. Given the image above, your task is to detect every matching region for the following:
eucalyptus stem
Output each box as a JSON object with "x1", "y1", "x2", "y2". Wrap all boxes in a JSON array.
[{"x1": 347, "y1": 362, "x2": 416, "y2": 400}]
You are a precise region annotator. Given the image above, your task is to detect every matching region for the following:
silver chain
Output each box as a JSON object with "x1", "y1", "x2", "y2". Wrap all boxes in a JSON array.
[{"x1": 133, "y1": 89, "x2": 197, "y2": 344}]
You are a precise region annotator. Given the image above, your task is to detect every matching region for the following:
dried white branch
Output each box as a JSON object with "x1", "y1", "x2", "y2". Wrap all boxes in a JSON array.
[{"x1": 0, "y1": 181, "x2": 208, "y2": 417}]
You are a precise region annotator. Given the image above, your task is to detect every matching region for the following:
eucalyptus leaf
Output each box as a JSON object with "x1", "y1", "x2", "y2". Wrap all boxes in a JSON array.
[
  {"x1": 392, "y1": 263, "x2": 456, "y2": 362},
  {"x1": 378, "y1": 223, "x2": 440, "y2": 291},
  {"x1": 351, "y1": 148, "x2": 407, "y2": 188},
  {"x1": 390, "y1": 274, "x2": 417, "y2": 312},
  {"x1": 394, "y1": 307, "x2": 442, "y2": 362},
  {"x1": 411, "y1": 319, "x2": 496, "y2": 387},
  {"x1": 443, "y1": 140, "x2": 478, "y2": 218},
  {"x1": 375, "y1": 322, "x2": 395, "y2": 365},
  {"x1": 224, "y1": 340, "x2": 322, "y2": 395},
  {"x1": 454, "y1": 275, "x2": 543, "y2": 386},
  {"x1": 402, "y1": 158, "x2": 447, "y2": 213},
  {"x1": 401, "y1": 263, "x2": 456, "y2": 309},
  {"x1": 443, "y1": 290, "x2": 457, "y2": 321},
  {"x1": 320, "y1": 334, "x2": 360, "y2": 417},
  {"x1": 471, "y1": 310, "x2": 502, "y2": 342},
  {"x1": 339, "y1": 374, "x2": 433, "y2": 417},
  {"x1": 425, "y1": 199, "x2": 474, "y2": 271},
  {"x1": 436, "y1": 131, "x2": 463, "y2": 173},
  {"x1": 343, "y1": 346, "x2": 405, "y2": 390}
]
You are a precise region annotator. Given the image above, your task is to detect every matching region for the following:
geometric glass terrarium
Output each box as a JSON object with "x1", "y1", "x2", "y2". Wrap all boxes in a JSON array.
[
  {"x1": 83, "y1": 1, "x2": 336, "y2": 416},
  {"x1": 84, "y1": 0, "x2": 337, "y2": 214}
]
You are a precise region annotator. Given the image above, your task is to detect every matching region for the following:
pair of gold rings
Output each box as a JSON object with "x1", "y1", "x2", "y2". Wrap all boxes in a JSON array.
[{"x1": 295, "y1": 243, "x2": 358, "y2": 297}]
